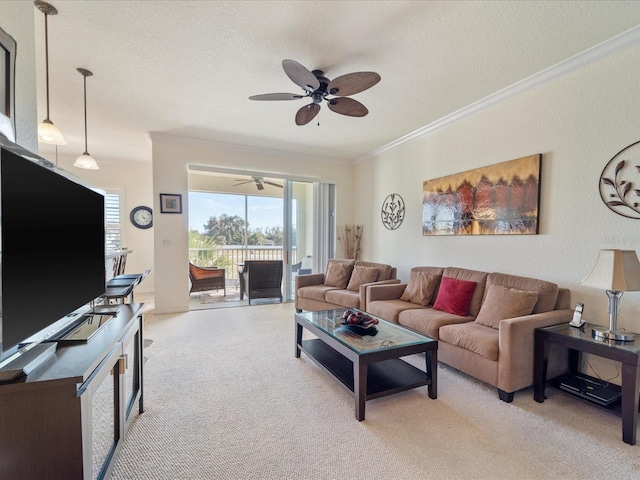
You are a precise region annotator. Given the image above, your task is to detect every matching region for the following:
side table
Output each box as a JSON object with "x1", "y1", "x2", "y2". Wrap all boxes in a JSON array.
[{"x1": 534, "y1": 322, "x2": 640, "y2": 445}]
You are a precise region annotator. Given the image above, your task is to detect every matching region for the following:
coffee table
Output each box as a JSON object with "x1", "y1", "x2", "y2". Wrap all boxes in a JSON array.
[{"x1": 295, "y1": 308, "x2": 437, "y2": 420}]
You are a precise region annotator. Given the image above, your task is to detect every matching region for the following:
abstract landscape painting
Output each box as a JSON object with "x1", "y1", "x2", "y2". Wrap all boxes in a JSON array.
[{"x1": 422, "y1": 154, "x2": 541, "y2": 235}]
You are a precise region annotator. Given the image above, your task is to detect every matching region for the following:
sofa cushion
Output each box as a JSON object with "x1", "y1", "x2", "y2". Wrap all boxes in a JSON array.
[
  {"x1": 355, "y1": 261, "x2": 393, "y2": 281},
  {"x1": 433, "y1": 277, "x2": 477, "y2": 316},
  {"x1": 368, "y1": 300, "x2": 428, "y2": 323},
  {"x1": 475, "y1": 285, "x2": 538, "y2": 329},
  {"x1": 325, "y1": 289, "x2": 360, "y2": 308},
  {"x1": 442, "y1": 267, "x2": 489, "y2": 316},
  {"x1": 346, "y1": 266, "x2": 380, "y2": 291},
  {"x1": 398, "y1": 308, "x2": 475, "y2": 339},
  {"x1": 297, "y1": 284, "x2": 341, "y2": 302},
  {"x1": 400, "y1": 272, "x2": 440, "y2": 305},
  {"x1": 324, "y1": 261, "x2": 354, "y2": 288},
  {"x1": 439, "y1": 323, "x2": 499, "y2": 361},
  {"x1": 486, "y1": 272, "x2": 558, "y2": 314}
]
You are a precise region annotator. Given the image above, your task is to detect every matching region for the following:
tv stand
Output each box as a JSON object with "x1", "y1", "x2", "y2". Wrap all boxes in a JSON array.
[
  {"x1": 0, "y1": 303, "x2": 144, "y2": 479},
  {"x1": 0, "y1": 343, "x2": 57, "y2": 382}
]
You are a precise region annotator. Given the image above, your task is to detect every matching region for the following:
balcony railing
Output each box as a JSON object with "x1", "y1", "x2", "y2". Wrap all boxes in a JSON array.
[{"x1": 189, "y1": 246, "x2": 288, "y2": 284}]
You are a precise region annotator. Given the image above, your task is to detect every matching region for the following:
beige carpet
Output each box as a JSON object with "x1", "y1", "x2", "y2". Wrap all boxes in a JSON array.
[{"x1": 111, "y1": 303, "x2": 640, "y2": 479}]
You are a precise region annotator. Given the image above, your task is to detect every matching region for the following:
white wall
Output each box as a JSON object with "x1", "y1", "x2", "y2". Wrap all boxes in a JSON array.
[
  {"x1": 354, "y1": 44, "x2": 640, "y2": 380},
  {"x1": 151, "y1": 134, "x2": 354, "y2": 313},
  {"x1": 0, "y1": 2, "x2": 37, "y2": 151}
]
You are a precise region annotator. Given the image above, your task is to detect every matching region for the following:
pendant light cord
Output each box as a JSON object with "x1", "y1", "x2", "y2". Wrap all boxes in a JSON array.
[
  {"x1": 83, "y1": 74, "x2": 88, "y2": 154},
  {"x1": 44, "y1": 12, "x2": 51, "y2": 121}
]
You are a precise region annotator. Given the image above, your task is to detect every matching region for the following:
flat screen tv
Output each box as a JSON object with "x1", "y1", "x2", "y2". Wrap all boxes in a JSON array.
[{"x1": 0, "y1": 137, "x2": 105, "y2": 363}]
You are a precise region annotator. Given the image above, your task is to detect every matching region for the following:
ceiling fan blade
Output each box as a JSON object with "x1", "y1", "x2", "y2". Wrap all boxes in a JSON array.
[
  {"x1": 233, "y1": 180, "x2": 253, "y2": 186},
  {"x1": 328, "y1": 97, "x2": 369, "y2": 117},
  {"x1": 256, "y1": 182, "x2": 264, "y2": 191},
  {"x1": 283, "y1": 59, "x2": 320, "y2": 93},
  {"x1": 263, "y1": 181, "x2": 284, "y2": 188},
  {"x1": 328, "y1": 72, "x2": 381, "y2": 96},
  {"x1": 249, "y1": 93, "x2": 305, "y2": 101},
  {"x1": 295, "y1": 103, "x2": 320, "y2": 126}
]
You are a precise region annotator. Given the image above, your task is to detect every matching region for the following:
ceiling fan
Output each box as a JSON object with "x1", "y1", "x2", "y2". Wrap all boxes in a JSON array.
[
  {"x1": 249, "y1": 59, "x2": 381, "y2": 126},
  {"x1": 233, "y1": 176, "x2": 283, "y2": 191}
]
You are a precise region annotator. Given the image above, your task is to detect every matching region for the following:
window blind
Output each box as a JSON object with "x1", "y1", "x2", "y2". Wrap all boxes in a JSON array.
[{"x1": 105, "y1": 192, "x2": 121, "y2": 250}]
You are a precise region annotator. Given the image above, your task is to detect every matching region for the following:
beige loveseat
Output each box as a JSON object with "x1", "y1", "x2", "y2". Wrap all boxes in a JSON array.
[
  {"x1": 366, "y1": 266, "x2": 571, "y2": 402},
  {"x1": 295, "y1": 259, "x2": 399, "y2": 312}
]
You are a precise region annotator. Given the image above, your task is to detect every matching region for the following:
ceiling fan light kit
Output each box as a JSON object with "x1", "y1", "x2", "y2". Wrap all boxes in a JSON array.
[
  {"x1": 249, "y1": 59, "x2": 380, "y2": 125},
  {"x1": 35, "y1": 0, "x2": 67, "y2": 145}
]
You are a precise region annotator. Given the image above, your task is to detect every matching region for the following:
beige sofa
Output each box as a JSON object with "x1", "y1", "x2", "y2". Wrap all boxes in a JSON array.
[
  {"x1": 366, "y1": 266, "x2": 571, "y2": 402},
  {"x1": 295, "y1": 258, "x2": 399, "y2": 312}
]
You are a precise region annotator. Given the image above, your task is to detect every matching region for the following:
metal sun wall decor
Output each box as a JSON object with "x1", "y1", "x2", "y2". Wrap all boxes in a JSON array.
[
  {"x1": 599, "y1": 140, "x2": 640, "y2": 219},
  {"x1": 381, "y1": 194, "x2": 405, "y2": 230},
  {"x1": 422, "y1": 154, "x2": 541, "y2": 236}
]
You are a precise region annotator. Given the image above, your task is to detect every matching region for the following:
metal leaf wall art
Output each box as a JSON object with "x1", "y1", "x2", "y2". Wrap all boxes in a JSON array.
[
  {"x1": 599, "y1": 140, "x2": 640, "y2": 219},
  {"x1": 381, "y1": 194, "x2": 405, "y2": 230}
]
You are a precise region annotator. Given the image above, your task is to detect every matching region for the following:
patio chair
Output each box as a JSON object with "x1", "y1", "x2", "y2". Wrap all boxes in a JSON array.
[
  {"x1": 292, "y1": 255, "x2": 313, "y2": 276},
  {"x1": 189, "y1": 262, "x2": 226, "y2": 296},
  {"x1": 239, "y1": 260, "x2": 283, "y2": 305}
]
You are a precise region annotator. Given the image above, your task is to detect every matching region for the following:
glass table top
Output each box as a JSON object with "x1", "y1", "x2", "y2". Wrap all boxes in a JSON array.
[
  {"x1": 540, "y1": 322, "x2": 640, "y2": 354},
  {"x1": 296, "y1": 308, "x2": 435, "y2": 354}
]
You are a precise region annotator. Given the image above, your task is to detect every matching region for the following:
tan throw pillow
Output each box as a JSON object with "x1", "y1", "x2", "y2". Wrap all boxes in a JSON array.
[
  {"x1": 324, "y1": 262, "x2": 353, "y2": 288},
  {"x1": 400, "y1": 272, "x2": 439, "y2": 305},
  {"x1": 346, "y1": 266, "x2": 380, "y2": 291},
  {"x1": 475, "y1": 285, "x2": 539, "y2": 329}
]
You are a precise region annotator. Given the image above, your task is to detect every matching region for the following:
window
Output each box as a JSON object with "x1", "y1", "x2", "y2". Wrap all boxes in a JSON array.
[{"x1": 105, "y1": 192, "x2": 121, "y2": 251}]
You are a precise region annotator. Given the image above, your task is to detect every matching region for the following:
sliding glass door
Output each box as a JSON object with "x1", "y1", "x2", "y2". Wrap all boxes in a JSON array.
[
  {"x1": 188, "y1": 169, "x2": 334, "y2": 305},
  {"x1": 283, "y1": 180, "x2": 315, "y2": 301}
]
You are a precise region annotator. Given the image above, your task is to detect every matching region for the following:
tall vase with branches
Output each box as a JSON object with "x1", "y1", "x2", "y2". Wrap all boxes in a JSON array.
[{"x1": 338, "y1": 225, "x2": 363, "y2": 260}]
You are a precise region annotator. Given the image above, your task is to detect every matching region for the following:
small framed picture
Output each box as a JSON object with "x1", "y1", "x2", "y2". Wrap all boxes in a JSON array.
[{"x1": 160, "y1": 193, "x2": 182, "y2": 214}]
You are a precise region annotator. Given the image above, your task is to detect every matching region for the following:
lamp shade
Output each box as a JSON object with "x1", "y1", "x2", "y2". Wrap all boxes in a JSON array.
[
  {"x1": 581, "y1": 249, "x2": 640, "y2": 291},
  {"x1": 74, "y1": 153, "x2": 99, "y2": 170},
  {"x1": 38, "y1": 120, "x2": 66, "y2": 145}
]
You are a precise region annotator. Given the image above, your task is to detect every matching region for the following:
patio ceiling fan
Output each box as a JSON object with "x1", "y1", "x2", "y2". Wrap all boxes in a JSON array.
[
  {"x1": 249, "y1": 59, "x2": 381, "y2": 125},
  {"x1": 233, "y1": 176, "x2": 283, "y2": 191}
]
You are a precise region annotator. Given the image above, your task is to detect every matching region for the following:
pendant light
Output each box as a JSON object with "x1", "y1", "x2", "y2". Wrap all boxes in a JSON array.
[
  {"x1": 74, "y1": 68, "x2": 99, "y2": 170},
  {"x1": 35, "y1": 1, "x2": 66, "y2": 145}
]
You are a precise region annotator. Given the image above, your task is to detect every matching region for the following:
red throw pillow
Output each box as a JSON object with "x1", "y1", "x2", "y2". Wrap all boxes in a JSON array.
[{"x1": 432, "y1": 276, "x2": 477, "y2": 316}]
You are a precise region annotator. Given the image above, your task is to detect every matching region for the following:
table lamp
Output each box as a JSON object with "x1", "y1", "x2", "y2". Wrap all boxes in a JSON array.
[{"x1": 581, "y1": 249, "x2": 640, "y2": 342}]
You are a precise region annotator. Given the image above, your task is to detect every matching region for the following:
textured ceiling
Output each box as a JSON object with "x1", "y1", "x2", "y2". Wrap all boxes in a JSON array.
[{"x1": 33, "y1": 1, "x2": 640, "y2": 166}]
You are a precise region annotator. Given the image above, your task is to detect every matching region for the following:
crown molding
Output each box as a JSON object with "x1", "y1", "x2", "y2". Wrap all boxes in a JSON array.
[{"x1": 356, "y1": 24, "x2": 640, "y2": 164}]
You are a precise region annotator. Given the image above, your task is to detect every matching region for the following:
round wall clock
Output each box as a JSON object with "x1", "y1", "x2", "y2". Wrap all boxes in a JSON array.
[
  {"x1": 381, "y1": 193, "x2": 405, "y2": 230},
  {"x1": 130, "y1": 206, "x2": 153, "y2": 229},
  {"x1": 599, "y1": 140, "x2": 640, "y2": 219}
]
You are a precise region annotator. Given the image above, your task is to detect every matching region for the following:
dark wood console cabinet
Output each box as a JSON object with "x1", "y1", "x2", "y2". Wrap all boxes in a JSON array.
[{"x1": 0, "y1": 303, "x2": 144, "y2": 479}]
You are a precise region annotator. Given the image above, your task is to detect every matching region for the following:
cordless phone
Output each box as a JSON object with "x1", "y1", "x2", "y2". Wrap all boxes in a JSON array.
[{"x1": 569, "y1": 302, "x2": 585, "y2": 327}]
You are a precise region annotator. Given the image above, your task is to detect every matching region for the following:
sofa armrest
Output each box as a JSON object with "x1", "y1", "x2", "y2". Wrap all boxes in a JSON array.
[
  {"x1": 358, "y1": 279, "x2": 401, "y2": 310},
  {"x1": 498, "y1": 308, "x2": 573, "y2": 393},
  {"x1": 295, "y1": 273, "x2": 325, "y2": 290},
  {"x1": 366, "y1": 283, "x2": 408, "y2": 303}
]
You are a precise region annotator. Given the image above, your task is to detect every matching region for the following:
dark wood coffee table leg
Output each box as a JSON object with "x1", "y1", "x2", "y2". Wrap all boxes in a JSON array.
[
  {"x1": 621, "y1": 360, "x2": 640, "y2": 445},
  {"x1": 426, "y1": 350, "x2": 437, "y2": 399},
  {"x1": 354, "y1": 360, "x2": 367, "y2": 421}
]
